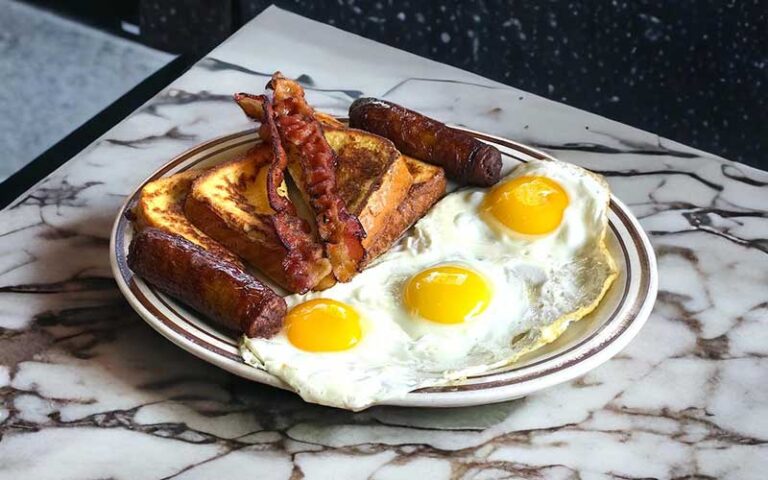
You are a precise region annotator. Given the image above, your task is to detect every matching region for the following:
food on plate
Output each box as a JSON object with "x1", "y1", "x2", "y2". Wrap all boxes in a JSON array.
[
  {"x1": 360, "y1": 155, "x2": 446, "y2": 264},
  {"x1": 237, "y1": 90, "x2": 447, "y2": 273},
  {"x1": 316, "y1": 125, "x2": 410, "y2": 249},
  {"x1": 313, "y1": 111, "x2": 346, "y2": 128},
  {"x1": 310, "y1": 126, "x2": 447, "y2": 265},
  {"x1": 125, "y1": 70, "x2": 618, "y2": 410},
  {"x1": 267, "y1": 73, "x2": 366, "y2": 282},
  {"x1": 128, "y1": 228, "x2": 286, "y2": 337},
  {"x1": 131, "y1": 169, "x2": 242, "y2": 266},
  {"x1": 185, "y1": 94, "x2": 332, "y2": 294},
  {"x1": 184, "y1": 144, "x2": 332, "y2": 293},
  {"x1": 349, "y1": 97, "x2": 502, "y2": 187},
  {"x1": 241, "y1": 158, "x2": 617, "y2": 409}
]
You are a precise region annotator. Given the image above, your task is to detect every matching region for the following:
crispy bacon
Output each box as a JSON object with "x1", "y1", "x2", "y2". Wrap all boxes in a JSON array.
[
  {"x1": 267, "y1": 73, "x2": 366, "y2": 282},
  {"x1": 234, "y1": 93, "x2": 292, "y2": 212},
  {"x1": 234, "y1": 93, "x2": 331, "y2": 293}
]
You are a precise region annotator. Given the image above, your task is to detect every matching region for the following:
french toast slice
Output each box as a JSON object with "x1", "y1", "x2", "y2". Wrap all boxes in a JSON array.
[
  {"x1": 185, "y1": 143, "x2": 332, "y2": 293},
  {"x1": 362, "y1": 155, "x2": 446, "y2": 264},
  {"x1": 320, "y1": 125, "x2": 414, "y2": 249},
  {"x1": 292, "y1": 126, "x2": 446, "y2": 267},
  {"x1": 132, "y1": 170, "x2": 242, "y2": 267},
  {"x1": 185, "y1": 94, "x2": 332, "y2": 293}
]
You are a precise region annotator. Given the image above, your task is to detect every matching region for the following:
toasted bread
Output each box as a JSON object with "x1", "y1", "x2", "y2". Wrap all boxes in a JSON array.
[
  {"x1": 314, "y1": 111, "x2": 345, "y2": 128},
  {"x1": 185, "y1": 143, "x2": 332, "y2": 293},
  {"x1": 290, "y1": 125, "x2": 446, "y2": 267},
  {"x1": 361, "y1": 155, "x2": 446, "y2": 264},
  {"x1": 309, "y1": 126, "x2": 413, "y2": 247},
  {"x1": 133, "y1": 170, "x2": 242, "y2": 266}
]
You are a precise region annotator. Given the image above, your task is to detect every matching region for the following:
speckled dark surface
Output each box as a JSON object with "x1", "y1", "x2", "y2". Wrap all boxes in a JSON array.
[{"x1": 236, "y1": 1, "x2": 767, "y2": 169}]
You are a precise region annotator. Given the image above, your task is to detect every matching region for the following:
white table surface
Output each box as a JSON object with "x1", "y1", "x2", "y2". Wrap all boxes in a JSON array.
[{"x1": 0, "y1": 6, "x2": 766, "y2": 479}]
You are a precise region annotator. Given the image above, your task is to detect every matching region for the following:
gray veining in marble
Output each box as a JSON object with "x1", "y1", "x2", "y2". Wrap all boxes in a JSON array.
[
  {"x1": 0, "y1": 6, "x2": 766, "y2": 479},
  {"x1": 0, "y1": 0, "x2": 172, "y2": 181}
]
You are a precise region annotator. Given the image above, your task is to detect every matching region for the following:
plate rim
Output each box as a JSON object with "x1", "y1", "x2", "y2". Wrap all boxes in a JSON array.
[{"x1": 110, "y1": 125, "x2": 658, "y2": 409}]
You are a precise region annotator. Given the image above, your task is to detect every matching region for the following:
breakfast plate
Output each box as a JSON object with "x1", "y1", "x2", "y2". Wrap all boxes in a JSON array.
[{"x1": 111, "y1": 123, "x2": 657, "y2": 409}]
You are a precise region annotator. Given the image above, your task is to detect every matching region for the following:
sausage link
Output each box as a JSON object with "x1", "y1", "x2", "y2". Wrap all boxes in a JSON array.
[
  {"x1": 349, "y1": 98, "x2": 502, "y2": 186},
  {"x1": 127, "y1": 228, "x2": 286, "y2": 338}
]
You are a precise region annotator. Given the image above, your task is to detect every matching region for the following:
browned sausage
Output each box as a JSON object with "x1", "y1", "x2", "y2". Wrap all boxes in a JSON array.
[
  {"x1": 127, "y1": 228, "x2": 286, "y2": 338},
  {"x1": 349, "y1": 98, "x2": 502, "y2": 187}
]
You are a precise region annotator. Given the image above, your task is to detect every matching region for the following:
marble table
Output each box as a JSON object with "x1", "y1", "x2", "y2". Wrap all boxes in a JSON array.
[{"x1": 0, "y1": 6, "x2": 765, "y2": 479}]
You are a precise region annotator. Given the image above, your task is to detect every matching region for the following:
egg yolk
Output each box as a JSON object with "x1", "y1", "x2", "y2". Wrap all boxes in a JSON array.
[
  {"x1": 404, "y1": 265, "x2": 491, "y2": 324},
  {"x1": 482, "y1": 176, "x2": 569, "y2": 235},
  {"x1": 285, "y1": 299, "x2": 362, "y2": 352}
]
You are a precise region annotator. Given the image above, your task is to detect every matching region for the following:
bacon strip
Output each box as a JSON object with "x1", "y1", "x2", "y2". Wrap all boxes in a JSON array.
[
  {"x1": 234, "y1": 93, "x2": 292, "y2": 212},
  {"x1": 266, "y1": 73, "x2": 365, "y2": 282},
  {"x1": 234, "y1": 93, "x2": 331, "y2": 293}
]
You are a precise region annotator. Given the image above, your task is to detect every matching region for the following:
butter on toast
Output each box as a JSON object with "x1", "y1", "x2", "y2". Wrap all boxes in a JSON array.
[
  {"x1": 133, "y1": 170, "x2": 242, "y2": 266},
  {"x1": 185, "y1": 94, "x2": 333, "y2": 293}
]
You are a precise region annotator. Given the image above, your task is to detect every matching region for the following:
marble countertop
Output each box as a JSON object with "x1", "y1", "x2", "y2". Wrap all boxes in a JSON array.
[{"x1": 0, "y1": 6, "x2": 765, "y2": 479}]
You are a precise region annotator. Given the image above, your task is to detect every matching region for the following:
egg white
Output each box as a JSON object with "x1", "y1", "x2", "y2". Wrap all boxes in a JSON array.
[{"x1": 241, "y1": 159, "x2": 617, "y2": 410}]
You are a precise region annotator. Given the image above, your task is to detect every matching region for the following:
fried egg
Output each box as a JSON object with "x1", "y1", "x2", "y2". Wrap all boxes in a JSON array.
[{"x1": 241, "y1": 159, "x2": 617, "y2": 410}]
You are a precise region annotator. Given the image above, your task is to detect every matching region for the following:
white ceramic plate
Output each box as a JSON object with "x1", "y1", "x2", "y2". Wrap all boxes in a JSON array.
[{"x1": 110, "y1": 124, "x2": 657, "y2": 409}]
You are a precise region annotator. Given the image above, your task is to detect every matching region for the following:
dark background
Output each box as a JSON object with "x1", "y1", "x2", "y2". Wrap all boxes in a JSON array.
[{"x1": 26, "y1": 0, "x2": 768, "y2": 169}]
